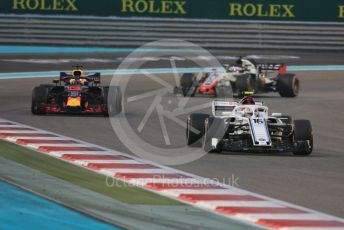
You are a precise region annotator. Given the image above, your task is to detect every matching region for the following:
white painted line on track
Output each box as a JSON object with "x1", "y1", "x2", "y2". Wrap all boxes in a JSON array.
[
  {"x1": 281, "y1": 228, "x2": 344, "y2": 230},
  {"x1": 162, "y1": 189, "x2": 240, "y2": 196},
  {"x1": 48, "y1": 151, "x2": 110, "y2": 157},
  {"x1": 0, "y1": 124, "x2": 23, "y2": 128},
  {"x1": 101, "y1": 168, "x2": 172, "y2": 176},
  {"x1": 197, "y1": 201, "x2": 284, "y2": 209},
  {"x1": 10, "y1": 137, "x2": 74, "y2": 141},
  {"x1": 237, "y1": 213, "x2": 333, "y2": 222},
  {"x1": 74, "y1": 159, "x2": 141, "y2": 164},
  {"x1": 26, "y1": 143, "x2": 86, "y2": 148},
  {"x1": 0, "y1": 130, "x2": 42, "y2": 133}
]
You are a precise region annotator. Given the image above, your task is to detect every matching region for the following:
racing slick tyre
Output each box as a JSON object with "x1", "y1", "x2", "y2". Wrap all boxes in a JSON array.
[
  {"x1": 187, "y1": 113, "x2": 209, "y2": 147},
  {"x1": 202, "y1": 117, "x2": 226, "y2": 153},
  {"x1": 31, "y1": 86, "x2": 49, "y2": 115},
  {"x1": 103, "y1": 86, "x2": 122, "y2": 116},
  {"x1": 293, "y1": 120, "x2": 313, "y2": 156},
  {"x1": 215, "y1": 86, "x2": 232, "y2": 98},
  {"x1": 235, "y1": 74, "x2": 254, "y2": 96},
  {"x1": 277, "y1": 74, "x2": 299, "y2": 97},
  {"x1": 180, "y1": 73, "x2": 196, "y2": 97}
]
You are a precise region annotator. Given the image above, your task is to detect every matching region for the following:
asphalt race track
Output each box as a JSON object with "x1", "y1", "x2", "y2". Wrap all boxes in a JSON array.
[{"x1": 0, "y1": 50, "x2": 343, "y2": 219}]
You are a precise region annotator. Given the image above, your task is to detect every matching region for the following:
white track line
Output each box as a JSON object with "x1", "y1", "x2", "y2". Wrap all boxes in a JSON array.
[
  {"x1": 236, "y1": 213, "x2": 333, "y2": 222},
  {"x1": 280, "y1": 227, "x2": 344, "y2": 230},
  {"x1": 73, "y1": 159, "x2": 141, "y2": 165},
  {"x1": 101, "y1": 169, "x2": 173, "y2": 176},
  {"x1": 162, "y1": 189, "x2": 240, "y2": 196},
  {"x1": 197, "y1": 201, "x2": 284, "y2": 209},
  {"x1": 0, "y1": 130, "x2": 43, "y2": 133},
  {"x1": 48, "y1": 151, "x2": 111, "y2": 157},
  {"x1": 8, "y1": 137, "x2": 74, "y2": 141},
  {"x1": 0, "y1": 125, "x2": 23, "y2": 128},
  {"x1": 26, "y1": 143, "x2": 86, "y2": 148}
]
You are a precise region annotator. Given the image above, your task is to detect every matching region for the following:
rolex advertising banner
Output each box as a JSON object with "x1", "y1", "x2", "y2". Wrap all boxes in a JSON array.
[{"x1": 1, "y1": 0, "x2": 344, "y2": 22}]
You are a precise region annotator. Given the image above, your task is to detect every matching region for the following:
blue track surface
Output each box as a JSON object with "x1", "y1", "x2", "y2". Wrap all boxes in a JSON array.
[{"x1": 0, "y1": 181, "x2": 120, "y2": 230}]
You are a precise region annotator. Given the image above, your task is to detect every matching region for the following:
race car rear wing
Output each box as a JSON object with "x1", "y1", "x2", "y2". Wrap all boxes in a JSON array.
[
  {"x1": 257, "y1": 63, "x2": 287, "y2": 74},
  {"x1": 212, "y1": 100, "x2": 237, "y2": 116}
]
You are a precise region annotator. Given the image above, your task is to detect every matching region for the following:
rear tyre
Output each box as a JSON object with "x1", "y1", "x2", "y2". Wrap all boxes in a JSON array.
[
  {"x1": 202, "y1": 117, "x2": 225, "y2": 153},
  {"x1": 277, "y1": 74, "x2": 299, "y2": 97},
  {"x1": 235, "y1": 74, "x2": 254, "y2": 95},
  {"x1": 103, "y1": 86, "x2": 122, "y2": 116},
  {"x1": 180, "y1": 73, "x2": 196, "y2": 97},
  {"x1": 31, "y1": 86, "x2": 49, "y2": 115},
  {"x1": 186, "y1": 113, "x2": 209, "y2": 147},
  {"x1": 293, "y1": 120, "x2": 313, "y2": 156}
]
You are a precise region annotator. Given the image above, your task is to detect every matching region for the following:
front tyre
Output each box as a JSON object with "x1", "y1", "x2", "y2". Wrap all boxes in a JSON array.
[
  {"x1": 180, "y1": 73, "x2": 197, "y2": 97},
  {"x1": 202, "y1": 117, "x2": 225, "y2": 153},
  {"x1": 293, "y1": 120, "x2": 313, "y2": 156},
  {"x1": 186, "y1": 113, "x2": 209, "y2": 147},
  {"x1": 103, "y1": 86, "x2": 122, "y2": 116},
  {"x1": 31, "y1": 86, "x2": 49, "y2": 115}
]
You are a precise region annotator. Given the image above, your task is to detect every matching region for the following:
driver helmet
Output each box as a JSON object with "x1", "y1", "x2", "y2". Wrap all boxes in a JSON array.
[
  {"x1": 73, "y1": 70, "x2": 82, "y2": 78},
  {"x1": 72, "y1": 66, "x2": 83, "y2": 79},
  {"x1": 228, "y1": 66, "x2": 244, "y2": 73},
  {"x1": 240, "y1": 96, "x2": 255, "y2": 105}
]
